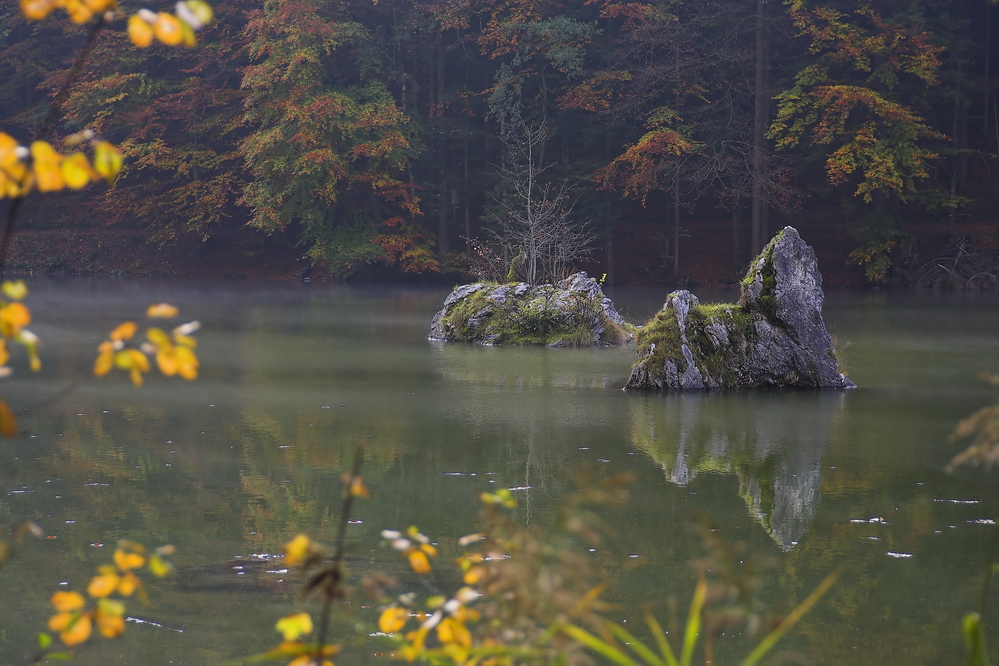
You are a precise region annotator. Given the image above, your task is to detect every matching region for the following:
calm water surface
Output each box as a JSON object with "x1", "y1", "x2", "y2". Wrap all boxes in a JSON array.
[{"x1": 1, "y1": 279, "x2": 997, "y2": 664}]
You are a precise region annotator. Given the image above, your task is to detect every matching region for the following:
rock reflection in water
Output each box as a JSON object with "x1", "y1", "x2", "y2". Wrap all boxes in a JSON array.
[{"x1": 629, "y1": 391, "x2": 846, "y2": 550}]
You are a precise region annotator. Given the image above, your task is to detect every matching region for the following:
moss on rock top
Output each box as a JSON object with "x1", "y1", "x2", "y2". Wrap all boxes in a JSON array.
[{"x1": 429, "y1": 273, "x2": 632, "y2": 347}]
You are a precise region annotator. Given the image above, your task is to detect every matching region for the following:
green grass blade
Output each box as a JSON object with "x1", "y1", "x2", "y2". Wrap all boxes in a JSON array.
[
  {"x1": 963, "y1": 612, "x2": 992, "y2": 666},
  {"x1": 644, "y1": 612, "x2": 679, "y2": 666},
  {"x1": 741, "y1": 567, "x2": 841, "y2": 666},
  {"x1": 603, "y1": 619, "x2": 667, "y2": 666},
  {"x1": 679, "y1": 578, "x2": 707, "y2": 666},
  {"x1": 560, "y1": 623, "x2": 638, "y2": 666}
]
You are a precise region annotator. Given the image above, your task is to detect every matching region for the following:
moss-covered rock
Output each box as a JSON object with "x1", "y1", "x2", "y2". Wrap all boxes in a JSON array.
[
  {"x1": 626, "y1": 227, "x2": 855, "y2": 390},
  {"x1": 429, "y1": 272, "x2": 632, "y2": 346}
]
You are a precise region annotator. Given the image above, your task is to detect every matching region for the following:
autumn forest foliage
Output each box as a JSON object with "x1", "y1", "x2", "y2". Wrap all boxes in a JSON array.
[{"x1": 2, "y1": 0, "x2": 998, "y2": 285}]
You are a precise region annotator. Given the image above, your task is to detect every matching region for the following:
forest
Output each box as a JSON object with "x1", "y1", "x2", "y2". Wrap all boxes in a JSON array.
[{"x1": 2, "y1": 0, "x2": 998, "y2": 287}]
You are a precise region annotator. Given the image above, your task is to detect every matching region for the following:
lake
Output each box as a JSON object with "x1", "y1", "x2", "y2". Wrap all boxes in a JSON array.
[{"x1": 1, "y1": 278, "x2": 997, "y2": 664}]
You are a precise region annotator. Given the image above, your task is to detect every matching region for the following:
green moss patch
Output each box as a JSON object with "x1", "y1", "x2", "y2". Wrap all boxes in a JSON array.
[
  {"x1": 437, "y1": 280, "x2": 630, "y2": 347},
  {"x1": 633, "y1": 299, "x2": 759, "y2": 387}
]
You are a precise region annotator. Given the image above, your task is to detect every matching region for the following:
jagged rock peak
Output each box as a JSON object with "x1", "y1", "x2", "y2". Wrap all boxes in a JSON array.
[{"x1": 626, "y1": 227, "x2": 855, "y2": 390}]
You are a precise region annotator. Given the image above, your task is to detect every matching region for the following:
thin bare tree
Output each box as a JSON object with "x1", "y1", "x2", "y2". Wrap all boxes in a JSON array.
[{"x1": 482, "y1": 117, "x2": 594, "y2": 284}]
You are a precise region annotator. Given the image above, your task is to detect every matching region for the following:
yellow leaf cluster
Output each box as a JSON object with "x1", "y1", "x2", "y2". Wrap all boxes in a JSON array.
[
  {"x1": 44, "y1": 541, "x2": 174, "y2": 650},
  {"x1": 94, "y1": 306, "x2": 199, "y2": 385},
  {"x1": 20, "y1": 0, "x2": 215, "y2": 49},
  {"x1": 384, "y1": 526, "x2": 438, "y2": 574},
  {"x1": 126, "y1": 2, "x2": 214, "y2": 48},
  {"x1": 0, "y1": 280, "x2": 41, "y2": 386},
  {"x1": 0, "y1": 133, "x2": 122, "y2": 199},
  {"x1": 20, "y1": 0, "x2": 115, "y2": 24},
  {"x1": 386, "y1": 589, "x2": 482, "y2": 664}
]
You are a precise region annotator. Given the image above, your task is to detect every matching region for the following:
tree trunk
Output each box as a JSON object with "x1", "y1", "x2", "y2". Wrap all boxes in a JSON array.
[
  {"x1": 673, "y1": 180, "x2": 681, "y2": 281},
  {"x1": 751, "y1": 0, "x2": 768, "y2": 254},
  {"x1": 985, "y1": 1, "x2": 992, "y2": 148},
  {"x1": 605, "y1": 235, "x2": 614, "y2": 285}
]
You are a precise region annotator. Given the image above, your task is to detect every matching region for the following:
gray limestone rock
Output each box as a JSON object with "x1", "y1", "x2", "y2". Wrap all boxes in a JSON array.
[
  {"x1": 429, "y1": 272, "x2": 631, "y2": 346},
  {"x1": 626, "y1": 227, "x2": 855, "y2": 390}
]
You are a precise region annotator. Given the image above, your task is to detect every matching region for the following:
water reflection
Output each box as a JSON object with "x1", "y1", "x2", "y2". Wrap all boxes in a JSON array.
[{"x1": 629, "y1": 391, "x2": 846, "y2": 550}]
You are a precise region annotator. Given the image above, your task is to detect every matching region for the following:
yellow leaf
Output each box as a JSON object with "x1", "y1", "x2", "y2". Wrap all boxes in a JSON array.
[
  {"x1": 64, "y1": 0, "x2": 95, "y2": 24},
  {"x1": 127, "y1": 14, "x2": 154, "y2": 47},
  {"x1": 129, "y1": 349, "x2": 150, "y2": 373},
  {"x1": 95, "y1": 599, "x2": 126, "y2": 639},
  {"x1": 61, "y1": 151, "x2": 95, "y2": 190},
  {"x1": 407, "y1": 549, "x2": 431, "y2": 575},
  {"x1": 27, "y1": 344, "x2": 41, "y2": 372},
  {"x1": 289, "y1": 657, "x2": 333, "y2": 666},
  {"x1": 0, "y1": 398, "x2": 15, "y2": 438},
  {"x1": 181, "y1": 19, "x2": 197, "y2": 47},
  {"x1": 349, "y1": 475, "x2": 370, "y2": 499},
  {"x1": 462, "y1": 566, "x2": 484, "y2": 586},
  {"x1": 83, "y1": 0, "x2": 115, "y2": 13},
  {"x1": 114, "y1": 549, "x2": 146, "y2": 571},
  {"x1": 378, "y1": 606, "x2": 409, "y2": 634},
  {"x1": 2, "y1": 280, "x2": 28, "y2": 300},
  {"x1": 94, "y1": 349, "x2": 114, "y2": 377},
  {"x1": 148, "y1": 553, "x2": 174, "y2": 578},
  {"x1": 110, "y1": 321, "x2": 137, "y2": 341},
  {"x1": 146, "y1": 303, "x2": 179, "y2": 318},
  {"x1": 116, "y1": 571, "x2": 140, "y2": 597},
  {"x1": 30, "y1": 141, "x2": 64, "y2": 192},
  {"x1": 419, "y1": 543, "x2": 438, "y2": 558},
  {"x1": 129, "y1": 368, "x2": 143, "y2": 386},
  {"x1": 20, "y1": 0, "x2": 55, "y2": 20},
  {"x1": 92, "y1": 141, "x2": 123, "y2": 181},
  {"x1": 176, "y1": 0, "x2": 213, "y2": 29},
  {"x1": 0, "y1": 133, "x2": 28, "y2": 197},
  {"x1": 153, "y1": 12, "x2": 184, "y2": 45},
  {"x1": 146, "y1": 326, "x2": 170, "y2": 347},
  {"x1": 1, "y1": 302, "x2": 31, "y2": 337},
  {"x1": 437, "y1": 617, "x2": 472, "y2": 648},
  {"x1": 275, "y1": 612, "x2": 313, "y2": 641},
  {"x1": 175, "y1": 346, "x2": 198, "y2": 380},
  {"x1": 49, "y1": 611, "x2": 93, "y2": 646},
  {"x1": 50, "y1": 591, "x2": 86, "y2": 612},
  {"x1": 284, "y1": 534, "x2": 312, "y2": 566},
  {"x1": 87, "y1": 573, "x2": 120, "y2": 598},
  {"x1": 173, "y1": 333, "x2": 197, "y2": 348},
  {"x1": 156, "y1": 346, "x2": 178, "y2": 376}
]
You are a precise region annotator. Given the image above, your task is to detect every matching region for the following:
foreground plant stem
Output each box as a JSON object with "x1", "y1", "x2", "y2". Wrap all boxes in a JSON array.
[{"x1": 311, "y1": 446, "x2": 363, "y2": 665}]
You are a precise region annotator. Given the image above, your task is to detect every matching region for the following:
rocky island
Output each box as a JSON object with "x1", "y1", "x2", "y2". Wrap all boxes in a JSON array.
[
  {"x1": 626, "y1": 227, "x2": 854, "y2": 390},
  {"x1": 429, "y1": 272, "x2": 631, "y2": 347}
]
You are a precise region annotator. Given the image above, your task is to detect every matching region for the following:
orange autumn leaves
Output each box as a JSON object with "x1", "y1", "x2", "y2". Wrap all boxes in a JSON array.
[
  {"x1": 46, "y1": 542, "x2": 174, "y2": 649},
  {"x1": 94, "y1": 303, "x2": 200, "y2": 386}
]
